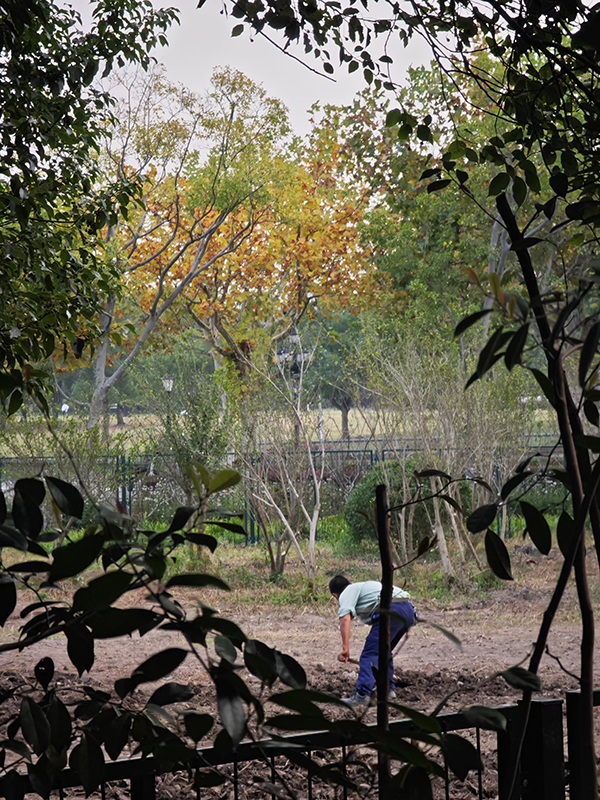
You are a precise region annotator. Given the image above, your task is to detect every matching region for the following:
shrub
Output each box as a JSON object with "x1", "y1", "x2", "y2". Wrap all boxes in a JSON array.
[{"x1": 343, "y1": 457, "x2": 433, "y2": 549}]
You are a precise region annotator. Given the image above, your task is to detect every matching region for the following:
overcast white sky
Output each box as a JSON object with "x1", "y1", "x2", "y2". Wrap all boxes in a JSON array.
[{"x1": 69, "y1": 0, "x2": 431, "y2": 135}]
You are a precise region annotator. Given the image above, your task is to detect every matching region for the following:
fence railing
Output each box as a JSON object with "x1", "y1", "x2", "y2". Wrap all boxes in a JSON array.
[{"x1": 17, "y1": 697, "x2": 574, "y2": 800}]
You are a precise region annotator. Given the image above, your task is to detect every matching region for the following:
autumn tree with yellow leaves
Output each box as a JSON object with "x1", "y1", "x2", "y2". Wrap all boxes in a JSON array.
[{"x1": 85, "y1": 66, "x2": 375, "y2": 427}]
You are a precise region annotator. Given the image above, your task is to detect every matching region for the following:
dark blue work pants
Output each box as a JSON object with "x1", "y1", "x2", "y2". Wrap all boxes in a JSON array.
[{"x1": 355, "y1": 601, "x2": 416, "y2": 697}]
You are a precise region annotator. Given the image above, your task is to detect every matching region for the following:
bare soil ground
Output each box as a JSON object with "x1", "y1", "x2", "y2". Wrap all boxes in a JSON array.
[{"x1": 0, "y1": 545, "x2": 596, "y2": 799}]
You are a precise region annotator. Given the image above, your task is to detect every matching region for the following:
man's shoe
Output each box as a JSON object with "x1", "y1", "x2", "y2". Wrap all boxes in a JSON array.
[
  {"x1": 388, "y1": 690, "x2": 397, "y2": 701},
  {"x1": 342, "y1": 692, "x2": 371, "y2": 707}
]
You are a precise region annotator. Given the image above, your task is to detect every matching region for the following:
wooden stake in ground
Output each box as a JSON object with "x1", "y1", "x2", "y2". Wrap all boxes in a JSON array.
[{"x1": 375, "y1": 483, "x2": 392, "y2": 795}]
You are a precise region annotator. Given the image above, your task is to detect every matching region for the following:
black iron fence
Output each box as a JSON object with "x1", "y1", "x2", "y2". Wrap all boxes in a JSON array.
[
  {"x1": 0, "y1": 434, "x2": 565, "y2": 532},
  {"x1": 15, "y1": 697, "x2": 581, "y2": 800}
]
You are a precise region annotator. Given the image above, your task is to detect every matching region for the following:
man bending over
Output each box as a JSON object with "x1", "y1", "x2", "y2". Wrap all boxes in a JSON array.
[{"x1": 329, "y1": 575, "x2": 416, "y2": 707}]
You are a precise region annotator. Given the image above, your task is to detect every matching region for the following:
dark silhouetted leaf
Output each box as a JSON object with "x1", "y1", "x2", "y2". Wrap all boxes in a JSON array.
[
  {"x1": 208, "y1": 470, "x2": 241, "y2": 494},
  {"x1": 520, "y1": 501, "x2": 552, "y2": 555},
  {"x1": 87, "y1": 608, "x2": 161, "y2": 638},
  {"x1": 73, "y1": 571, "x2": 133, "y2": 613},
  {"x1": 574, "y1": 435, "x2": 600, "y2": 453},
  {"x1": 49, "y1": 535, "x2": 104, "y2": 582},
  {"x1": 485, "y1": 530, "x2": 513, "y2": 580},
  {"x1": 14, "y1": 479, "x2": 45, "y2": 506},
  {"x1": 148, "y1": 682, "x2": 194, "y2": 707},
  {"x1": 415, "y1": 469, "x2": 452, "y2": 481},
  {"x1": 2, "y1": 769, "x2": 25, "y2": 800},
  {"x1": 69, "y1": 732, "x2": 105, "y2": 795},
  {"x1": 206, "y1": 617, "x2": 246, "y2": 645},
  {"x1": 504, "y1": 324, "x2": 529, "y2": 370},
  {"x1": 530, "y1": 368, "x2": 555, "y2": 407},
  {"x1": 167, "y1": 506, "x2": 195, "y2": 533},
  {"x1": 443, "y1": 733, "x2": 482, "y2": 780},
  {"x1": 12, "y1": 490, "x2": 43, "y2": 539},
  {"x1": 439, "y1": 494, "x2": 463, "y2": 514},
  {"x1": 466, "y1": 504, "x2": 497, "y2": 533},
  {"x1": 417, "y1": 536, "x2": 432, "y2": 556},
  {"x1": 461, "y1": 705, "x2": 507, "y2": 731},
  {"x1": 488, "y1": 172, "x2": 510, "y2": 196},
  {"x1": 27, "y1": 763, "x2": 51, "y2": 800},
  {"x1": 66, "y1": 623, "x2": 95, "y2": 676},
  {"x1": 244, "y1": 639, "x2": 278, "y2": 686},
  {"x1": 398, "y1": 767, "x2": 433, "y2": 800},
  {"x1": 215, "y1": 674, "x2": 246, "y2": 746},
  {"x1": 45, "y1": 477, "x2": 84, "y2": 519},
  {"x1": 185, "y1": 533, "x2": 218, "y2": 552},
  {"x1": 8, "y1": 560, "x2": 50, "y2": 573},
  {"x1": 584, "y1": 400, "x2": 600, "y2": 427},
  {"x1": 27, "y1": 539, "x2": 48, "y2": 558},
  {"x1": 104, "y1": 714, "x2": 131, "y2": 761},
  {"x1": 453, "y1": 310, "x2": 492, "y2": 338},
  {"x1": 166, "y1": 574, "x2": 230, "y2": 591},
  {"x1": 1, "y1": 740, "x2": 31, "y2": 762},
  {"x1": 579, "y1": 322, "x2": 600, "y2": 388},
  {"x1": 501, "y1": 471, "x2": 532, "y2": 500},
  {"x1": 46, "y1": 697, "x2": 71, "y2": 751},
  {"x1": 206, "y1": 520, "x2": 247, "y2": 535},
  {"x1": 131, "y1": 648, "x2": 188, "y2": 686},
  {"x1": 427, "y1": 179, "x2": 451, "y2": 192},
  {"x1": 0, "y1": 526, "x2": 28, "y2": 551},
  {"x1": 557, "y1": 511, "x2": 575, "y2": 558},
  {"x1": 417, "y1": 619, "x2": 462, "y2": 651},
  {"x1": 512, "y1": 175, "x2": 527, "y2": 206},
  {"x1": 20, "y1": 697, "x2": 51, "y2": 755},
  {"x1": 34, "y1": 657, "x2": 54, "y2": 690},
  {"x1": 275, "y1": 651, "x2": 307, "y2": 689},
  {"x1": 550, "y1": 172, "x2": 568, "y2": 197},
  {"x1": 0, "y1": 576, "x2": 16, "y2": 626},
  {"x1": 215, "y1": 635, "x2": 237, "y2": 664},
  {"x1": 500, "y1": 666, "x2": 542, "y2": 691},
  {"x1": 114, "y1": 678, "x2": 135, "y2": 700},
  {"x1": 184, "y1": 713, "x2": 214, "y2": 742}
]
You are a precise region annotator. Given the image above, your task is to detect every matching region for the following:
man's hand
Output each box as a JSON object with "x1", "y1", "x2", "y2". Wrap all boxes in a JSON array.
[{"x1": 337, "y1": 649, "x2": 350, "y2": 663}]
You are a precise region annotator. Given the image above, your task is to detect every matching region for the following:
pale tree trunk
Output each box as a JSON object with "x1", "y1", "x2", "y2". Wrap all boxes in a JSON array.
[
  {"x1": 88, "y1": 294, "x2": 116, "y2": 428},
  {"x1": 452, "y1": 484, "x2": 484, "y2": 570},
  {"x1": 436, "y1": 477, "x2": 464, "y2": 564},
  {"x1": 431, "y1": 481, "x2": 453, "y2": 577}
]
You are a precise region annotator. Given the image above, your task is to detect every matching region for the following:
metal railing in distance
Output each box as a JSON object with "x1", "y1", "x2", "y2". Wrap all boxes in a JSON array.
[{"x1": 42, "y1": 699, "x2": 566, "y2": 800}]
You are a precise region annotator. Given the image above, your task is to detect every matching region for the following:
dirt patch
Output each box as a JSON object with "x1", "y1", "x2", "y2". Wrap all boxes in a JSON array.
[{"x1": 0, "y1": 565, "x2": 593, "y2": 799}]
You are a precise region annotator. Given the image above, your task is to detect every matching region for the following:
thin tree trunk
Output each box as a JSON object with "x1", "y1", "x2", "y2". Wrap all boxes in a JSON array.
[
  {"x1": 437, "y1": 477, "x2": 464, "y2": 564},
  {"x1": 375, "y1": 484, "x2": 391, "y2": 795}
]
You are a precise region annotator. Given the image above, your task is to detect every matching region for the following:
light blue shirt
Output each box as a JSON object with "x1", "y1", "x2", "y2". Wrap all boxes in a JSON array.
[{"x1": 338, "y1": 581, "x2": 411, "y2": 624}]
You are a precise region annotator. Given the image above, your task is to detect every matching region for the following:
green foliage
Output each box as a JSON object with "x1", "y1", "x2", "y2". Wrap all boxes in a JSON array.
[
  {"x1": 344, "y1": 458, "x2": 430, "y2": 549},
  {"x1": 0, "y1": 0, "x2": 177, "y2": 409}
]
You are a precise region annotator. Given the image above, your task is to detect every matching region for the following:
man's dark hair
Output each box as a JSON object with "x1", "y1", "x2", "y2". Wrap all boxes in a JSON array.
[{"x1": 329, "y1": 575, "x2": 351, "y2": 595}]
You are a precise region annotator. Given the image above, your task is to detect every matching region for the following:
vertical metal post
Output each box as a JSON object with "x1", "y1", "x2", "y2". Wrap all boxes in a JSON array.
[
  {"x1": 130, "y1": 773, "x2": 156, "y2": 800},
  {"x1": 342, "y1": 745, "x2": 348, "y2": 800},
  {"x1": 566, "y1": 691, "x2": 583, "y2": 800},
  {"x1": 498, "y1": 699, "x2": 565, "y2": 800},
  {"x1": 520, "y1": 698, "x2": 565, "y2": 799},
  {"x1": 476, "y1": 727, "x2": 483, "y2": 800},
  {"x1": 307, "y1": 748, "x2": 313, "y2": 800},
  {"x1": 375, "y1": 483, "x2": 391, "y2": 796},
  {"x1": 234, "y1": 758, "x2": 239, "y2": 800}
]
